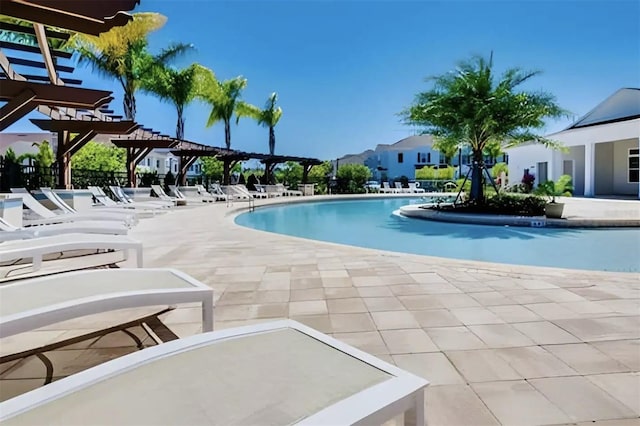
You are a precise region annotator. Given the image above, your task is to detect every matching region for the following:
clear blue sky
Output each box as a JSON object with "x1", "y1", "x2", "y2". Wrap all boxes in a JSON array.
[{"x1": 7, "y1": 0, "x2": 640, "y2": 160}]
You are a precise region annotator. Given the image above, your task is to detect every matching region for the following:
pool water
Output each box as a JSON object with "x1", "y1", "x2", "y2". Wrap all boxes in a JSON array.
[{"x1": 235, "y1": 198, "x2": 640, "y2": 272}]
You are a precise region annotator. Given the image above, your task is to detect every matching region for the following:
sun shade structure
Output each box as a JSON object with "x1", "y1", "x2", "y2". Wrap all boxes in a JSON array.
[
  {"x1": 0, "y1": 0, "x2": 139, "y2": 35},
  {"x1": 0, "y1": 320, "x2": 428, "y2": 425},
  {"x1": 30, "y1": 118, "x2": 139, "y2": 187}
]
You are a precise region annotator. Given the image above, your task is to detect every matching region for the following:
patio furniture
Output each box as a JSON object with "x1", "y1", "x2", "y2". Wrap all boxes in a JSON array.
[
  {"x1": 0, "y1": 268, "x2": 213, "y2": 339},
  {"x1": 0, "y1": 233, "x2": 143, "y2": 273},
  {"x1": 408, "y1": 182, "x2": 425, "y2": 193},
  {"x1": 37, "y1": 188, "x2": 141, "y2": 221},
  {"x1": 0, "y1": 320, "x2": 428, "y2": 425},
  {"x1": 11, "y1": 189, "x2": 136, "y2": 227},
  {"x1": 394, "y1": 182, "x2": 410, "y2": 193},
  {"x1": 0, "y1": 217, "x2": 129, "y2": 238},
  {"x1": 87, "y1": 187, "x2": 166, "y2": 214},
  {"x1": 381, "y1": 182, "x2": 396, "y2": 193},
  {"x1": 108, "y1": 186, "x2": 172, "y2": 209},
  {"x1": 276, "y1": 183, "x2": 303, "y2": 196},
  {"x1": 150, "y1": 185, "x2": 186, "y2": 206}
]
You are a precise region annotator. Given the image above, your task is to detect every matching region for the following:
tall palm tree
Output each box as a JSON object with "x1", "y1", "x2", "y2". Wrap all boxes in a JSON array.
[
  {"x1": 141, "y1": 63, "x2": 215, "y2": 140},
  {"x1": 236, "y1": 92, "x2": 283, "y2": 155},
  {"x1": 403, "y1": 53, "x2": 567, "y2": 203},
  {"x1": 71, "y1": 13, "x2": 191, "y2": 120},
  {"x1": 203, "y1": 76, "x2": 250, "y2": 149}
]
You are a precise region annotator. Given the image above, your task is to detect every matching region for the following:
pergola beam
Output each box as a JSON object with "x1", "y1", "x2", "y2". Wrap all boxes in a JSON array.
[
  {"x1": 33, "y1": 23, "x2": 62, "y2": 85},
  {"x1": 0, "y1": 89, "x2": 36, "y2": 131}
]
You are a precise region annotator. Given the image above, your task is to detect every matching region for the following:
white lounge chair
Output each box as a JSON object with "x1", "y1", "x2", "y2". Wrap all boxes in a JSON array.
[
  {"x1": 0, "y1": 320, "x2": 428, "y2": 425},
  {"x1": 0, "y1": 233, "x2": 143, "y2": 273},
  {"x1": 276, "y1": 183, "x2": 303, "y2": 196},
  {"x1": 381, "y1": 182, "x2": 395, "y2": 193},
  {"x1": 108, "y1": 186, "x2": 173, "y2": 209},
  {"x1": 87, "y1": 186, "x2": 166, "y2": 215},
  {"x1": 0, "y1": 216, "x2": 129, "y2": 238},
  {"x1": 193, "y1": 184, "x2": 223, "y2": 202},
  {"x1": 0, "y1": 268, "x2": 213, "y2": 339},
  {"x1": 37, "y1": 188, "x2": 141, "y2": 222},
  {"x1": 408, "y1": 182, "x2": 425, "y2": 193},
  {"x1": 394, "y1": 182, "x2": 410, "y2": 193},
  {"x1": 151, "y1": 185, "x2": 186, "y2": 206},
  {"x1": 11, "y1": 189, "x2": 136, "y2": 227},
  {"x1": 207, "y1": 183, "x2": 229, "y2": 202}
]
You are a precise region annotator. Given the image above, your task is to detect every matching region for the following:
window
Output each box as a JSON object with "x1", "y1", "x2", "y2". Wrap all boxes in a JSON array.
[
  {"x1": 156, "y1": 160, "x2": 160, "y2": 168},
  {"x1": 629, "y1": 148, "x2": 639, "y2": 183},
  {"x1": 397, "y1": 152, "x2": 403, "y2": 163},
  {"x1": 427, "y1": 153, "x2": 431, "y2": 163},
  {"x1": 173, "y1": 164, "x2": 178, "y2": 173},
  {"x1": 417, "y1": 153, "x2": 421, "y2": 163}
]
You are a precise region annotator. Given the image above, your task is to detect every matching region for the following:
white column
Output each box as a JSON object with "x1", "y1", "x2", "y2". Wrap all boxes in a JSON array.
[{"x1": 584, "y1": 142, "x2": 596, "y2": 197}]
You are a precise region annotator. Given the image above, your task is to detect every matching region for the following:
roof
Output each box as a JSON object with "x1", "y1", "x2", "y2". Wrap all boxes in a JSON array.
[
  {"x1": 565, "y1": 88, "x2": 640, "y2": 130},
  {"x1": 375, "y1": 135, "x2": 434, "y2": 151}
]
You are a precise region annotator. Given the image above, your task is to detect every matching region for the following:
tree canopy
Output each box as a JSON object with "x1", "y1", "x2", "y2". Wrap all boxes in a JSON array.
[
  {"x1": 236, "y1": 92, "x2": 283, "y2": 155},
  {"x1": 71, "y1": 142, "x2": 126, "y2": 172},
  {"x1": 403, "y1": 53, "x2": 567, "y2": 202},
  {"x1": 71, "y1": 13, "x2": 191, "y2": 120},
  {"x1": 203, "y1": 76, "x2": 250, "y2": 149}
]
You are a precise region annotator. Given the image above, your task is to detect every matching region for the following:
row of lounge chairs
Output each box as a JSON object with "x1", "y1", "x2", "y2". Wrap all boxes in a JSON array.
[
  {"x1": 380, "y1": 182, "x2": 426, "y2": 193},
  {"x1": 0, "y1": 185, "x2": 428, "y2": 424}
]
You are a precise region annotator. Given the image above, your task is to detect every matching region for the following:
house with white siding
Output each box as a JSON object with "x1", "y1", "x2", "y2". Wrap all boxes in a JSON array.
[{"x1": 507, "y1": 88, "x2": 640, "y2": 198}]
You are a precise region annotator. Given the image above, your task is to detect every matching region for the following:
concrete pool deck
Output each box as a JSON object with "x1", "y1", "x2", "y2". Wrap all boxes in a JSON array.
[{"x1": 1, "y1": 195, "x2": 639, "y2": 425}]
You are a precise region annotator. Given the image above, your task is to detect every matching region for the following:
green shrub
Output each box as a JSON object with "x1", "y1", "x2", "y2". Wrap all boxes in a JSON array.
[
  {"x1": 140, "y1": 170, "x2": 159, "y2": 187},
  {"x1": 534, "y1": 175, "x2": 573, "y2": 202},
  {"x1": 336, "y1": 163, "x2": 371, "y2": 193}
]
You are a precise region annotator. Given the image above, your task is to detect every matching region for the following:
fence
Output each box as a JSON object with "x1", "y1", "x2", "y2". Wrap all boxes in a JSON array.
[{"x1": 0, "y1": 159, "x2": 135, "y2": 191}]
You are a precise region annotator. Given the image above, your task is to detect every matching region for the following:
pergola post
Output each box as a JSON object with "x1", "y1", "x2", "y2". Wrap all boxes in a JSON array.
[
  {"x1": 125, "y1": 147, "x2": 152, "y2": 188},
  {"x1": 178, "y1": 155, "x2": 198, "y2": 186},
  {"x1": 302, "y1": 163, "x2": 314, "y2": 184}
]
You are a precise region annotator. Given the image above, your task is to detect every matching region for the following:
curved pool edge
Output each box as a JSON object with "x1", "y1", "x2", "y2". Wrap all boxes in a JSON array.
[
  {"x1": 228, "y1": 198, "x2": 640, "y2": 277},
  {"x1": 398, "y1": 204, "x2": 640, "y2": 228}
]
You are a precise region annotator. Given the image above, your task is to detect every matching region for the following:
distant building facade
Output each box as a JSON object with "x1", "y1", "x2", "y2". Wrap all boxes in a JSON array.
[{"x1": 507, "y1": 88, "x2": 640, "y2": 198}]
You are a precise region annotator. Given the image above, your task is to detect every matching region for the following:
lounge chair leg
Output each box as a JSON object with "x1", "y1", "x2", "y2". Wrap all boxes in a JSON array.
[
  {"x1": 32, "y1": 255, "x2": 42, "y2": 272},
  {"x1": 202, "y1": 300, "x2": 213, "y2": 332},
  {"x1": 404, "y1": 390, "x2": 425, "y2": 426}
]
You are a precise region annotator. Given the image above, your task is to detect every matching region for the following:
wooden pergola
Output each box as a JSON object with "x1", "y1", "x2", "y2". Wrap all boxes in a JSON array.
[
  {"x1": 31, "y1": 119, "x2": 139, "y2": 187},
  {"x1": 0, "y1": 0, "x2": 139, "y2": 36},
  {"x1": 167, "y1": 149, "x2": 322, "y2": 185},
  {"x1": 111, "y1": 136, "x2": 178, "y2": 187},
  {"x1": 0, "y1": 0, "x2": 140, "y2": 188}
]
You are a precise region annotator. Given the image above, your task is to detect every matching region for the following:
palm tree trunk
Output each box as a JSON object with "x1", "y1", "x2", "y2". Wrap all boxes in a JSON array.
[
  {"x1": 123, "y1": 84, "x2": 136, "y2": 121},
  {"x1": 224, "y1": 120, "x2": 231, "y2": 149},
  {"x1": 268, "y1": 126, "x2": 275, "y2": 155},
  {"x1": 176, "y1": 105, "x2": 185, "y2": 140},
  {"x1": 470, "y1": 149, "x2": 484, "y2": 203}
]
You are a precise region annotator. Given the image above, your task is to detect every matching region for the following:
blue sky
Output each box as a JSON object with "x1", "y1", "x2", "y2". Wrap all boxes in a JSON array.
[{"x1": 7, "y1": 0, "x2": 640, "y2": 160}]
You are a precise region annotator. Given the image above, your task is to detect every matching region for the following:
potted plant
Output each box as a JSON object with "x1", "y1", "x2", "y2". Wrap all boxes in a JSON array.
[{"x1": 535, "y1": 174, "x2": 573, "y2": 218}]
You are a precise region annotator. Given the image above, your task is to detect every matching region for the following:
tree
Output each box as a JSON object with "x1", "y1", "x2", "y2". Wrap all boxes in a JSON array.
[
  {"x1": 71, "y1": 142, "x2": 126, "y2": 171},
  {"x1": 71, "y1": 13, "x2": 191, "y2": 120},
  {"x1": 275, "y1": 161, "x2": 302, "y2": 188},
  {"x1": 307, "y1": 161, "x2": 334, "y2": 194},
  {"x1": 200, "y1": 157, "x2": 240, "y2": 182},
  {"x1": 236, "y1": 92, "x2": 283, "y2": 155},
  {"x1": 403, "y1": 53, "x2": 567, "y2": 203},
  {"x1": 336, "y1": 164, "x2": 371, "y2": 193},
  {"x1": 203, "y1": 76, "x2": 251, "y2": 149},
  {"x1": 141, "y1": 63, "x2": 215, "y2": 139}
]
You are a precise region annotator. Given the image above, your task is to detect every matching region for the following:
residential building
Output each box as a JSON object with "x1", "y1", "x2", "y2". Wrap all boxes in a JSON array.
[
  {"x1": 364, "y1": 135, "x2": 441, "y2": 181},
  {"x1": 507, "y1": 88, "x2": 640, "y2": 198}
]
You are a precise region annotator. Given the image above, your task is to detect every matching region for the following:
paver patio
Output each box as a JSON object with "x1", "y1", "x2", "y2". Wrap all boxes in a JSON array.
[{"x1": 1, "y1": 196, "x2": 639, "y2": 425}]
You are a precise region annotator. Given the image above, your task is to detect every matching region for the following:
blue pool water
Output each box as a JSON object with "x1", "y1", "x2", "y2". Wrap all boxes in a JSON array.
[{"x1": 235, "y1": 198, "x2": 640, "y2": 272}]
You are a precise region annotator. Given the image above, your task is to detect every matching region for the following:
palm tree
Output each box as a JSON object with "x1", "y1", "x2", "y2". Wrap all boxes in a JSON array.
[
  {"x1": 403, "y1": 53, "x2": 567, "y2": 203},
  {"x1": 141, "y1": 63, "x2": 215, "y2": 139},
  {"x1": 71, "y1": 13, "x2": 191, "y2": 120},
  {"x1": 236, "y1": 92, "x2": 283, "y2": 155},
  {"x1": 203, "y1": 76, "x2": 251, "y2": 149}
]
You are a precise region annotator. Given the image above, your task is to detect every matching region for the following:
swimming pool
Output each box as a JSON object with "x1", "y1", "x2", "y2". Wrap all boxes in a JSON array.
[{"x1": 235, "y1": 198, "x2": 640, "y2": 272}]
